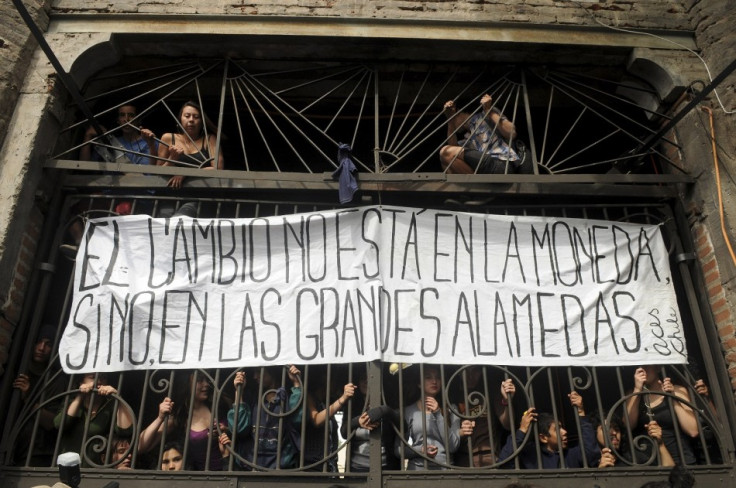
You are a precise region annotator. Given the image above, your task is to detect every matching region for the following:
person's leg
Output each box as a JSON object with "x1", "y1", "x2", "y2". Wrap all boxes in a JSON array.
[{"x1": 439, "y1": 145, "x2": 475, "y2": 174}]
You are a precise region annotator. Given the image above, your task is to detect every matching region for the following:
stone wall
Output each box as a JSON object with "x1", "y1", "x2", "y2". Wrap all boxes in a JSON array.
[
  {"x1": 0, "y1": 1, "x2": 51, "y2": 151},
  {"x1": 50, "y1": 0, "x2": 695, "y2": 30}
]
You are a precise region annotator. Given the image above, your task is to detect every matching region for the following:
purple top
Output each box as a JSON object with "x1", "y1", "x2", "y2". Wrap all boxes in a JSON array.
[{"x1": 188, "y1": 427, "x2": 223, "y2": 470}]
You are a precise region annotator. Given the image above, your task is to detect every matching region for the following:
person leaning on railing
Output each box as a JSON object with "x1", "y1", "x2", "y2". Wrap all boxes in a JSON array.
[
  {"x1": 394, "y1": 365, "x2": 475, "y2": 470},
  {"x1": 226, "y1": 366, "x2": 303, "y2": 470},
  {"x1": 624, "y1": 366, "x2": 698, "y2": 465},
  {"x1": 589, "y1": 411, "x2": 674, "y2": 468},
  {"x1": 53, "y1": 373, "x2": 133, "y2": 467},
  {"x1": 497, "y1": 391, "x2": 598, "y2": 469},
  {"x1": 340, "y1": 370, "x2": 401, "y2": 472}
]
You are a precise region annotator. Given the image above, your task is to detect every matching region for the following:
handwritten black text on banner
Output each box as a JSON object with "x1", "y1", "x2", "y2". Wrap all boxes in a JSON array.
[{"x1": 59, "y1": 206, "x2": 686, "y2": 373}]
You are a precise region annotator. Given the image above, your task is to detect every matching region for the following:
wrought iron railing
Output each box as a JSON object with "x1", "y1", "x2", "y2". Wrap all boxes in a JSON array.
[{"x1": 53, "y1": 59, "x2": 683, "y2": 177}]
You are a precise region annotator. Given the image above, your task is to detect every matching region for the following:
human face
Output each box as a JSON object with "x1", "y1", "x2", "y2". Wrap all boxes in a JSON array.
[
  {"x1": 161, "y1": 448, "x2": 184, "y2": 471},
  {"x1": 642, "y1": 365, "x2": 661, "y2": 386},
  {"x1": 193, "y1": 375, "x2": 210, "y2": 402},
  {"x1": 542, "y1": 422, "x2": 567, "y2": 452},
  {"x1": 180, "y1": 105, "x2": 202, "y2": 137},
  {"x1": 117, "y1": 105, "x2": 137, "y2": 134},
  {"x1": 32, "y1": 338, "x2": 52, "y2": 363},
  {"x1": 422, "y1": 367, "x2": 441, "y2": 397},
  {"x1": 596, "y1": 425, "x2": 621, "y2": 450},
  {"x1": 254, "y1": 368, "x2": 274, "y2": 389},
  {"x1": 112, "y1": 440, "x2": 131, "y2": 469}
]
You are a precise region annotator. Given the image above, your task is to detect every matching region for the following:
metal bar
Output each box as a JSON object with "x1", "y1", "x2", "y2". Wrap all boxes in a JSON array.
[{"x1": 633, "y1": 57, "x2": 736, "y2": 163}]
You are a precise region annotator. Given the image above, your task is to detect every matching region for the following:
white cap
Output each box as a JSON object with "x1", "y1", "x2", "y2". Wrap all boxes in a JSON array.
[{"x1": 57, "y1": 452, "x2": 81, "y2": 467}]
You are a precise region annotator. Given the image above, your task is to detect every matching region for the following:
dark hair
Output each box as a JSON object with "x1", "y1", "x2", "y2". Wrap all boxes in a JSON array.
[
  {"x1": 536, "y1": 412, "x2": 557, "y2": 437},
  {"x1": 589, "y1": 410, "x2": 623, "y2": 433},
  {"x1": 669, "y1": 465, "x2": 695, "y2": 488},
  {"x1": 163, "y1": 440, "x2": 183, "y2": 454},
  {"x1": 177, "y1": 100, "x2": 218, "y2": 137}
]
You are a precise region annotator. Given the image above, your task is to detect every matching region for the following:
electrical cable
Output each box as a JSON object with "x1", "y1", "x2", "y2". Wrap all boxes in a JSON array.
[
  {"x1": 571, "y1": 0, "x2": 734, "y2": 114},
  {"x1": 701, "y1": 105, "x2": 736, "y2": 268}
]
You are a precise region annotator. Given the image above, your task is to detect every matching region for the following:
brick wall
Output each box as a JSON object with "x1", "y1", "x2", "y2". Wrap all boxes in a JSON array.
[
  {"x1": 0, "y1": 205, "x2": 43, "y2": 375},
  {"x1": 688, "y1": 0, "x2": 736, "y2": 398}
]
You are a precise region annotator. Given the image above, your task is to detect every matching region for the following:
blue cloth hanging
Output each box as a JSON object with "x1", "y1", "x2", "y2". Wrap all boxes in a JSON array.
[{"x1": 332, "y1": 143, "x2": 359, "y2": 204}]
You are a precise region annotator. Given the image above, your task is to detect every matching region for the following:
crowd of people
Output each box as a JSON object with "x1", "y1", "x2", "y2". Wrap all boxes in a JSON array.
[{"x1": 9, "y1": 331, "x2": 720, "y2": 477}]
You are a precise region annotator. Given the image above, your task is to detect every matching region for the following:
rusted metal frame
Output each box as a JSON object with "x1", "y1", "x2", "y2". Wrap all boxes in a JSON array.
[
  {"x1": 566, "y1": 368, "x2": 590, "y2": 468},
  {"x1": 0, "y1": 185, "x2": 68, "y2": 466},
  {"x1": 669, "y1": 201, "x2": 736, "y2": 460},
  {"x1": 229, "y1": 80, "x2": 250, "y2": 171},
  {"x1": 408, "y1": 78, "x2": 509, "y2": 174},
  {"x1": 543, "y1": 368, "x2": 567, "y2": 469},
  {"x1": 54, "y1": 66, "x2": 208, "y2": 161},
  {"x1": 632, "y1": 56, "x2": 736, "y2": 166},
  {"x1": 550, "y1": 71, "x2": 675, "y2": 134},
  {"x1": 548, "y1": 71, "x2": 684, "y2": 164},
  {"x1": 153, "y1": 370, "x2": 176, "y2": 471},
  {"x1": 83, "y1": 61, "x2": 199, "y2": 102},
  {"x1": 553, "y1": 151, "x2": 661, "y2": 174},
  {"x1": 541, "y1": 74, "x2": 685, "y2": 174},
  {"x1": 551, "y1": 129, "x2": 623, "y2": 171},
  {"x1": 383, "y1": 70, "x2": 406, "y2": 152},
  {"x1": 320, "y1": 365, "x2": 334, "y2": 472},
  {"x1": 237, "y1": 73, "x2": 328, "y2": 173},
  {"x1": 459, "y1": 368, "x2": 472, "y2": 467},
  {"x1": 388, "y1": 70, "x2": 459, "y2": 163},
  {"x1": 342, "y1": 362, "x2": 354, "y2": 472},
  {"x1": 272, "y1": 65, "x2": 364, "y2": 96},
  {"x1": 667, "y1": 366, "x2": 715, "y2": 465},
  {"x1": 232, "y1": 77, "x2": 281, "y2": 171},
  {"x1": 351, "y1": 69, "x2": 373, "y2": 150},
  {"x1": 545, "y1": 105, "x2": 588, "y2": 170},
  {"x1": 539, "y1": 84, "x2": 555, "y2": 170},
  {"x1": 441, "y1": 365, "x2": 454, "y2": 468},
  {"x1": 521, "y1": 70, "x2": 540, "y2": 175},
  {"x1": 298, "y1": 67, "x2": 366, "y2": 116},
  {"x1": 325, "y1": 69, "x2": 371, "y2": 133},
  {"x1": 238, "y1": 65, "x2": 373, "y2": 172},
  {"x1": 436, "y1": 78, "x2": 511, "y2": 175},
  {"x1": 614, "y1": 367, "x2": 640, "y2": 465},
  {"x1": 386, "y1": 68, "x2": 435, "y2": 154},
  {"x1": 374, "y1": 69, "x2": 381, "y2": 173},
  {"x1": 213, "y1": 60, "x2": 229, "y2": 172},
  {"x1": 60, "y1": 63, "x2": 204, "y2": 137},
  {"x1": 387, "y1": 70, "x2": 494, "y2": 172},
  {"x1": 468, "y1": 81, "x2": 517, "y2": 175}
]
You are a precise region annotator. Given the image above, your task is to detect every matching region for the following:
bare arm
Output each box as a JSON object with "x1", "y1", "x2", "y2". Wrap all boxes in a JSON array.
[
  {"x1": 625, "y1": 367, "x2": 647, "y2": 427},
  {"x1": 308, "y1": 383, "x2": 355, "y2": 427},
  {"x1": 138, "y1": 397, "x2": 173, "y2": 453},
  {"x1": 480, "y1": 94, "x2": 516, "y2": 140},
  {"x1": 497, "y1": 378, "x2": 515, "y2": 430},
  {"x1": 666, "y1": 381, "x2": 698, "y2": 437},
  {"x1": 442, "y1": 100, "x2": 467, "y2": 146},
  {"x1": 647, "y1": 421, "x2": 675, "y2": 467}
]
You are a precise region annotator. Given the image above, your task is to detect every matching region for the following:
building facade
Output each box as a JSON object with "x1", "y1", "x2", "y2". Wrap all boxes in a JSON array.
[{"x1": 0, "y1": 1, "x2": 734, "y2": 487}]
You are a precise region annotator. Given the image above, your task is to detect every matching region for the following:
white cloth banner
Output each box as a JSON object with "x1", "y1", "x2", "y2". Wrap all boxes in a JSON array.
[{"x1": 60, "y1": 206, "x2": 687, "y2": 373}]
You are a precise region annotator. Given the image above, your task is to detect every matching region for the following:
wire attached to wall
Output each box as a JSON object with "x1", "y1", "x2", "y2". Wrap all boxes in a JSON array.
[
  {"x1": 571, "y1": 0, "x2": 734, "y2": 115},
  {"x1": 701, "y1": 105, "x2": 736, "y2": 268}
]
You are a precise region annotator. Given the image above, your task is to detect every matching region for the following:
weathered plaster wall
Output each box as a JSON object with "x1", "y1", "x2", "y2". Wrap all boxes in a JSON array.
[{"x1": 50, "y1": 0, "x2": 695, "y2": 30}]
